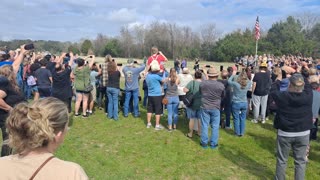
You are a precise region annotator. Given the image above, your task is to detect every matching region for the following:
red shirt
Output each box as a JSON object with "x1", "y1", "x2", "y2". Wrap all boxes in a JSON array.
[{"x1": 147, "y1": 54, "x2": 166, "y2": 72}]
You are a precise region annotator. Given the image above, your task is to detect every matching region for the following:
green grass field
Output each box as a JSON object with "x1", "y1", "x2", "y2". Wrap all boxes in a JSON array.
[
  {"x1": 57, "y1": 106, "x2": 320, "y2": 179},
  {"x1": 53, "y1": 59, "x2": 320, "y2": 179}
]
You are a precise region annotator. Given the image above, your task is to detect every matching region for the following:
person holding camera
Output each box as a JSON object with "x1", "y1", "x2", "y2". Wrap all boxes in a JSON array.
[
  {"x1": 146, "y1": 46, "x2": 168, "y2": 74},
  {"x1": 73, "y1": 56, "x2": 95, "y2": 118},
  {"x1": 0, "y1": 44, "x2": 28, "y2": 156},
  {"x1": 122, "y1": 59, "x2": 145, "y2": 118},
  {"x1": 271, "y1": 72, "x2": 313, "y2": 180},
  {"x1": 47, "y1": 52, "x2": 74, "y2": 113}
]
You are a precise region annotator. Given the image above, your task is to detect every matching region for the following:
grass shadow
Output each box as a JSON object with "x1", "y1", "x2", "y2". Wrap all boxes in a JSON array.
[
  {"x1": 247, "y1": 132, "x2": 276, "y2": 156},
  {"x1": 220, "y1": 146, "x2": 274, "y2": 179},
  {"x1": 259, "y1": 122, "x2": 276, "y2": 132}
]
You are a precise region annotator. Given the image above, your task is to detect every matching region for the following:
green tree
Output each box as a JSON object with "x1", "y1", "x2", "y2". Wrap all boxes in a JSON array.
[
  {"x1": 266, "y1": 16, "x2": 315, "y2": 56},
  {"x1": 211, "y1": 29, "x2": 256, "y2": 62},
  {"x1": 104, "y1": 39, "x2": 121, "y2": 57},
  {"x1": 81, "y1": 39, "x2": 93, "y2": 55},
  {"x1": 68, "y1": 45, "x2": 80, "y2": 54}
]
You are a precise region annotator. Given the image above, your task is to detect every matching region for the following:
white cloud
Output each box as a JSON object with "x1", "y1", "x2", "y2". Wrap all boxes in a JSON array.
[
  {"x1": 108, "y1": 8, "x2": 138, "y2": 23},
  {"x1": 0, "y1": 0, "x2": 319, "y2": 41}
]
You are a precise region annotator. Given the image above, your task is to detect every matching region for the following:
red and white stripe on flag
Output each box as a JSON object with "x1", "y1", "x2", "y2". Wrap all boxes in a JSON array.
[{"x1": 255, "y1": 16, "x2": 260, "y2": 40}]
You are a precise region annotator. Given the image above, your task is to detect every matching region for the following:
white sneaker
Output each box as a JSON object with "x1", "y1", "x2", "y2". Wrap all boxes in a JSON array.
[
  {"x1": 146, "y1": 123, "x2": 152, "y2": 128},
  {"x1": 251, "y1": 120, "x2": 258, "y2": 123},
  {"x1": 155, "y1": 125, "x2": 164, "y2": 130},
  {"x1": 262, "y1": 120, "x2": 266, "y2": 124}
]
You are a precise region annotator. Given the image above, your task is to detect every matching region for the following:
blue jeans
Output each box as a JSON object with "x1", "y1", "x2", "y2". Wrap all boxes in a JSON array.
[
  {"x1": 200, "y1": 108, "x2": 220, "y2": 148},
  {"x1": 231, "y1": 102, "x2": 248, "y2": 136},
  {"x1": 143, "y1": 89, "x2": 148, "y2": 107},
  {"x1": 124, "y1": 89, "x2": 140, "y2": 117},
  {"x1": 167, "y1": 96, "x2": 179, "y2": 126},
  {"x1": 23, "y1": 81, "x2": 31, "y2": 100},
  {"x1": 107, "y1": 87, "x2": 119, "y2": 120}
]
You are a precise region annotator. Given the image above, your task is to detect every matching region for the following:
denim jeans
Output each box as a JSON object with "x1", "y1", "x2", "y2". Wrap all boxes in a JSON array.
[
  {"x1": 200, "y1": 108, "x2": 220, "y2": 148},
  {"x1": 275, "y1": 134, "x2": 309, "y2": 180},
  {"x1": 23, "y1": 81, "x2": 31, "y2": 100},
  {"x1": 231, "y1": 101, "x2": 248, "y2": 136},
  {"x1": 167, "y1": 96, "x2": 179, "y2": 126},
  {"x1": 107, "y1": 87, "x2": 119, "y2": 120},
  {"x1": 124, "y1": 89, "x2": 140, "y2": 117}
]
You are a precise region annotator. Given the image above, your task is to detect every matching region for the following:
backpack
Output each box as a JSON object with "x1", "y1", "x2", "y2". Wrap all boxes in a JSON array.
[{"x1": 27, "y1": 75, "x2": 37, "y2": 86}]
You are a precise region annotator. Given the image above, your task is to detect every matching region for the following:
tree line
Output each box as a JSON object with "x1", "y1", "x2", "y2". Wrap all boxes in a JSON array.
[{"x1": 1, "y1": 14, "x2": 319, "y2": 62}]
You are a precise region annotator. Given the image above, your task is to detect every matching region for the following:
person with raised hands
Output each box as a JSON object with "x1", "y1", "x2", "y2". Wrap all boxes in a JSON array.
[
  {"x1": 72, "y1": 55, "x2": 95, "y2": 118},
  {"x1": 0, "y1": 44, "x2": 28, "y2": 156},
  {"x1": 47, "y1": 52, "x2": 74, "y2": 113}
]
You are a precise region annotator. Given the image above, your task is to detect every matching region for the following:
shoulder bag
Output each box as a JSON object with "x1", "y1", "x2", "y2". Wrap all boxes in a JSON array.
[{"x1": 183, "y1": 80, "x2": 195, "y2": 107}]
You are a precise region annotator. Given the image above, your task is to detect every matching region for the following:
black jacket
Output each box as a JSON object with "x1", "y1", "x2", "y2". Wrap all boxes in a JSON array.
[{"x1": 270, "y1": 77, "x2": 313, "y2": 132}]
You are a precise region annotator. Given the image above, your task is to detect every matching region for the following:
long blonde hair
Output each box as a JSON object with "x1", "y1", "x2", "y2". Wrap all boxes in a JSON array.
[
  {"x1": 237, "y1": 71, "x2": 249, "y2": 89},
  {"x1": 6, "y1": 97, "x2": 69, "y2": 153},
  {"x1": 0, "y1": 65, "x2": 20, "y2": 92}
]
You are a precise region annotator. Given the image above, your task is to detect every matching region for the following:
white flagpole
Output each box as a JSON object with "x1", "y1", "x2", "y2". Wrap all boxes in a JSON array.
[{"x1": 255, "y1": 39, "x2": 258, "y2": 66}]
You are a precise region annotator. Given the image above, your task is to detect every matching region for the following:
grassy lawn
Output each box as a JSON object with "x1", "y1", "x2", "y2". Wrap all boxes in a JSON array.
[
  {"x1": 53, "y1": 59, "x2": 320, "y2": 179},
  {"x1": 56, "y1": 105, "x2": 320, "y2": 179}
]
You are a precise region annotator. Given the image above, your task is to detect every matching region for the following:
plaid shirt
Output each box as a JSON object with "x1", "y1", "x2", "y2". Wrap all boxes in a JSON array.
[{"x1": 101, "y1": 62, "x2": 108, "y2": 87}]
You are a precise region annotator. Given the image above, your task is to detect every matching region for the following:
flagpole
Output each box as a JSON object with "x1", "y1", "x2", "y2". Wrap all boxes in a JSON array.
[{"x1": 255, "y1": 39, "x2": 258, "y2": 66}]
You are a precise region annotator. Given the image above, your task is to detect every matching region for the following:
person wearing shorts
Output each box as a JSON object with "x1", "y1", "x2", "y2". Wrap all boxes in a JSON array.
[{"x1": 146, "y1": 60, "x2": 166, "y2": 130}]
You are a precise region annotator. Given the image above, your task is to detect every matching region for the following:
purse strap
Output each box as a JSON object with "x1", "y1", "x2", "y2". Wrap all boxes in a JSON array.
[{"x1": 29, "y1": 156, "x2": 55, "y2": 180}]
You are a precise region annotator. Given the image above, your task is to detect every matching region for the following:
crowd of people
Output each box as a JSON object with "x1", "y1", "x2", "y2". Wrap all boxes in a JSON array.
[{"x1": 0, "y1": 44, "x2": 320, "y2": 179}]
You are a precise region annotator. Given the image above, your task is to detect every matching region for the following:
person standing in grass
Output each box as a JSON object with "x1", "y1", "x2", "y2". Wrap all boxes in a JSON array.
[
  {"x1": 165, "y1": 68, "x2": 180, "y2": 131},
  {"x1": 228, "y1": 70, "x2": 251, "y2": 137},
  {"x1": 184, "y1": 70, "x2": 202, "y2": 138},
  {"x1": 73, "y1": 56, "x2": 95, "y2": 118},
  {"x1": 122, "y1": 59, "x2": 145, "y2": 118},
  {"x1": 251, "y1": 62, "x2": 271, "y2": 124},
  {"x1": 146, "y1": 61, "x2": 166, "y2": 130},
  {"x1": 199, "y1": 68, "x2": 225, "y2": 149},
  {"x1": 88, "y1": 63, "x2": 101, "y2": 115},
  {"x1": 106, "y1": 61, "x2": 121, "y2": 121},
  {"x1": 178, "y1": 68, "x2": 193, "y2": 101},
  {"x1": 271, "y1": 73, "x2": 313, "y2": 180}
]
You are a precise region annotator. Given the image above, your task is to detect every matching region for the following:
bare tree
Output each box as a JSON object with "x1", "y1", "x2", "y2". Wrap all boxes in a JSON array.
[
  {"x1": 200, "y1": 23, "x2": 219, "y2": 45},
  {"x1": 132, "y1": 24, "x2": 146, "y2": 58},
  {"x1": 296, "y1": 12, "x2": 320, "y2": 33},
  {"x1": 120, "y1": 25, "x2": 133, "y2": 57},
  {"x1": 93, "y1": 33, "x2": 108, "y2": 56}
]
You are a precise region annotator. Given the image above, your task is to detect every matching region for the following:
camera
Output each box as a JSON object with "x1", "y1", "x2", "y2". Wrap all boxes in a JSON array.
[
  {"x1": 205, "y1": 65, "x2": 211, "y2": 68},
  {"x1": 24, "y1": 43, "x2": 34, "y2": 50},
  {"x1": 134, "y1": 61, "x2": 138, "y2": 64},
  {"x1": 117, "y1": 63, "x2": 123, "y2": 66},
  {"x1": 220, "y1": 65, "x2": 223, "y2": 71},
  {"x1": 89, "y1": 55, "x2": 93, "y2": 58}
]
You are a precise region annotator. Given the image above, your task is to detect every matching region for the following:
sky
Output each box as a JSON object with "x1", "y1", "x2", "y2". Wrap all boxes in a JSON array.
[{"x1": 0, "y1": 0, "x2": 319, "y2": 42}]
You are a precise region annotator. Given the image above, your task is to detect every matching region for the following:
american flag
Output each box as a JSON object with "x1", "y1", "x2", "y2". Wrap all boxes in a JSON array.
[{"x1": 255, "y1": 16, "x2": 260, "y2": 40}]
